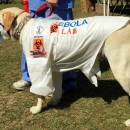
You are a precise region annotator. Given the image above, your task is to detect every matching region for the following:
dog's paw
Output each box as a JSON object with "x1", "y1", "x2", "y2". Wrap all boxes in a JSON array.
[
  {"x1": 30, "y1": 106, "x2": 42, "y2": 114},
  {"x1": 124, "y1": 119, "x2": 130, "y2": 126},
  {"x1": 48, "y1": 98, "x2": 60, "y2": 106}
]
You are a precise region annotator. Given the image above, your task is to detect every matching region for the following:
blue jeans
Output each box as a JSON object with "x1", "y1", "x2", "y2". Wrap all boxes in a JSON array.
[{"x1": 21, "y1": 8, "x2": 77, "y2": 91}]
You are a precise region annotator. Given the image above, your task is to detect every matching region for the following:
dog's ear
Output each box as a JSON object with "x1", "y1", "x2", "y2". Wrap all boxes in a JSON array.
[{"x1": 2, "y1": 12, "x2": 15, "y2": 31}]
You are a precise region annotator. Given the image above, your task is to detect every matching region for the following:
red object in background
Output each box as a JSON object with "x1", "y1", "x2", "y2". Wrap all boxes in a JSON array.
[{"x1": 21, "y1": 0, "x2": 29, "y2": 12}]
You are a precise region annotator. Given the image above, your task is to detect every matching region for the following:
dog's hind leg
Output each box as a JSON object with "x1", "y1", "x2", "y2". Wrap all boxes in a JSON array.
[
  {"x1": 107, "y1": 52, "x2": 130, "y2": 96},
  {"x1": 104, "y1": 27, "x2": 130, "y2": 126},
  {"x1": 104, "y1": 46, "x2": 130, "y2": 96},
  {"x1": 104, "y1": 25, "x2": 130, "y2": 96},
  {"x1": 48, "y1": 71, "x2": 62, "y2": 106}
]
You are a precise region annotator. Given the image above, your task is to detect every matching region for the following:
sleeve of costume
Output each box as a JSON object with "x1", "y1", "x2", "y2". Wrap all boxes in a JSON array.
[{"x1": 27, "y1": 57, "x2": 55, "y2": 96}]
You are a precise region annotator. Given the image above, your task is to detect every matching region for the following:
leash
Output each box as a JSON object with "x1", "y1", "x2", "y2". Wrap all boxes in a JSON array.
[
  {"x1": 32, "y1": 3, "x2": 54, "y2": 18},
  {"x1": 21, "y1": 0, "x2": 29, "y2": 12}
]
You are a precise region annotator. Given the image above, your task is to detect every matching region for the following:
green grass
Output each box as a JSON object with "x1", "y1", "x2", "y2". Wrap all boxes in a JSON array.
[{"x1": 0, "y1": 0, "x2": 130, "y2": 130}]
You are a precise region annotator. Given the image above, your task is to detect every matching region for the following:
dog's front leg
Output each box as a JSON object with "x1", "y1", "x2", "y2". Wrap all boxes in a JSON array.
[{"x1": 30, "y1": 96, "x2": 45, "y2": 114}]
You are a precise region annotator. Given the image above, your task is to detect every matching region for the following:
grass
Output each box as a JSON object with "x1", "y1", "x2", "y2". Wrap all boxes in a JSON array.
[{"x1": 0, "y1": 0, "x2": 130, "y2": 130}]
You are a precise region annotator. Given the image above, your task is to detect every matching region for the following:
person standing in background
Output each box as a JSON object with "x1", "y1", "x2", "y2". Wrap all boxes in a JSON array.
[{"x1": 13, "y1": 0, "x2": 77, "y2": 94}]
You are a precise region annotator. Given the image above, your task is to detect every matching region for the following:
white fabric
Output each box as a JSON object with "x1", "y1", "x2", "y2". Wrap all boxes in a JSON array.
[
  {"x1": 0, "y1": 25, "x2": 9, "y2": 42},
  {"x1": 48, "y1": 14, "x2": 62, "y2": 20},
  {"x1": 21, "y1": 16, "x2": 130, "y2": 96}
]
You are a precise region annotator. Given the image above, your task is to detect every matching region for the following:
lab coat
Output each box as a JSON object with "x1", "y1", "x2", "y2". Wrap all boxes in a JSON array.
[{"x1": 21, "y1": 16, "x2": 129, "y2": 96}]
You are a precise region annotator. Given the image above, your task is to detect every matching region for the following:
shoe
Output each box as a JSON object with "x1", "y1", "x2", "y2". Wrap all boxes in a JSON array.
[{"x1": 13, "y1": 79, "x2": 30, "y2": 90}]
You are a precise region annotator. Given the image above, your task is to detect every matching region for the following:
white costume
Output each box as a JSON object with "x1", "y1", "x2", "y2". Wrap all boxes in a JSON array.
[{"x1": 20, "y1": 16, "x2": 129, "y2": 96}]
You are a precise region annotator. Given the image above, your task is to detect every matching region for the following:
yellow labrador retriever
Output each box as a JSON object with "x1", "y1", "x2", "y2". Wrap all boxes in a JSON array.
[{"x1": 0, "y1": 7, "x2": 130, "y2": 126}]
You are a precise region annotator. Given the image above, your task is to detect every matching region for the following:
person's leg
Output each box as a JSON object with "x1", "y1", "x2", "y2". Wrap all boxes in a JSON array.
[
  {"x1": 62, "y1": 71, "x2": 77, "y2": 92},
  {"x1": 21, "y1": 52, "x2": 30, "y2": 82},
  {"x1": 13, "y1": 52, "x2": 31, "y2": 90},
  {"x1": 53, "y1": 8, "x2": 78, "y2": 92}
]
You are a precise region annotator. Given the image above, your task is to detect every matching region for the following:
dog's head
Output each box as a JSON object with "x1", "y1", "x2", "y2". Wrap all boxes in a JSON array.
[
  {"x1": 0, "y1": 7, "x2": 30, "y2": 40},
  {"x1": 0, "y1": 7, "x2": 24, "y2": 31}
]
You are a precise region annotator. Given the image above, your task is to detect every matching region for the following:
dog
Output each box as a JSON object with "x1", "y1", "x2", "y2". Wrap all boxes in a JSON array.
[{"x1": 0, "y1": 7, "x2": 130, "y2": 126}]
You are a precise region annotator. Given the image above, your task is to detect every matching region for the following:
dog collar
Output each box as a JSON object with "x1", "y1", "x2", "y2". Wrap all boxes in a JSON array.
[{"x1": 12, "y1": 15, "x2": 31, "y2": 40}]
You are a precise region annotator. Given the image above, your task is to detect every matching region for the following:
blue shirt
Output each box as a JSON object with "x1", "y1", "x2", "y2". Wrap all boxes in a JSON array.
[
  {"x1": 58, "y1": 0, "x2": 74, "y2": 9},
  {"x1": 28, "y1": 0, "x2": 46, "y2": 10},
  {"x1": 28, "y1": 0, "x2": 74, "y2": 10}
]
